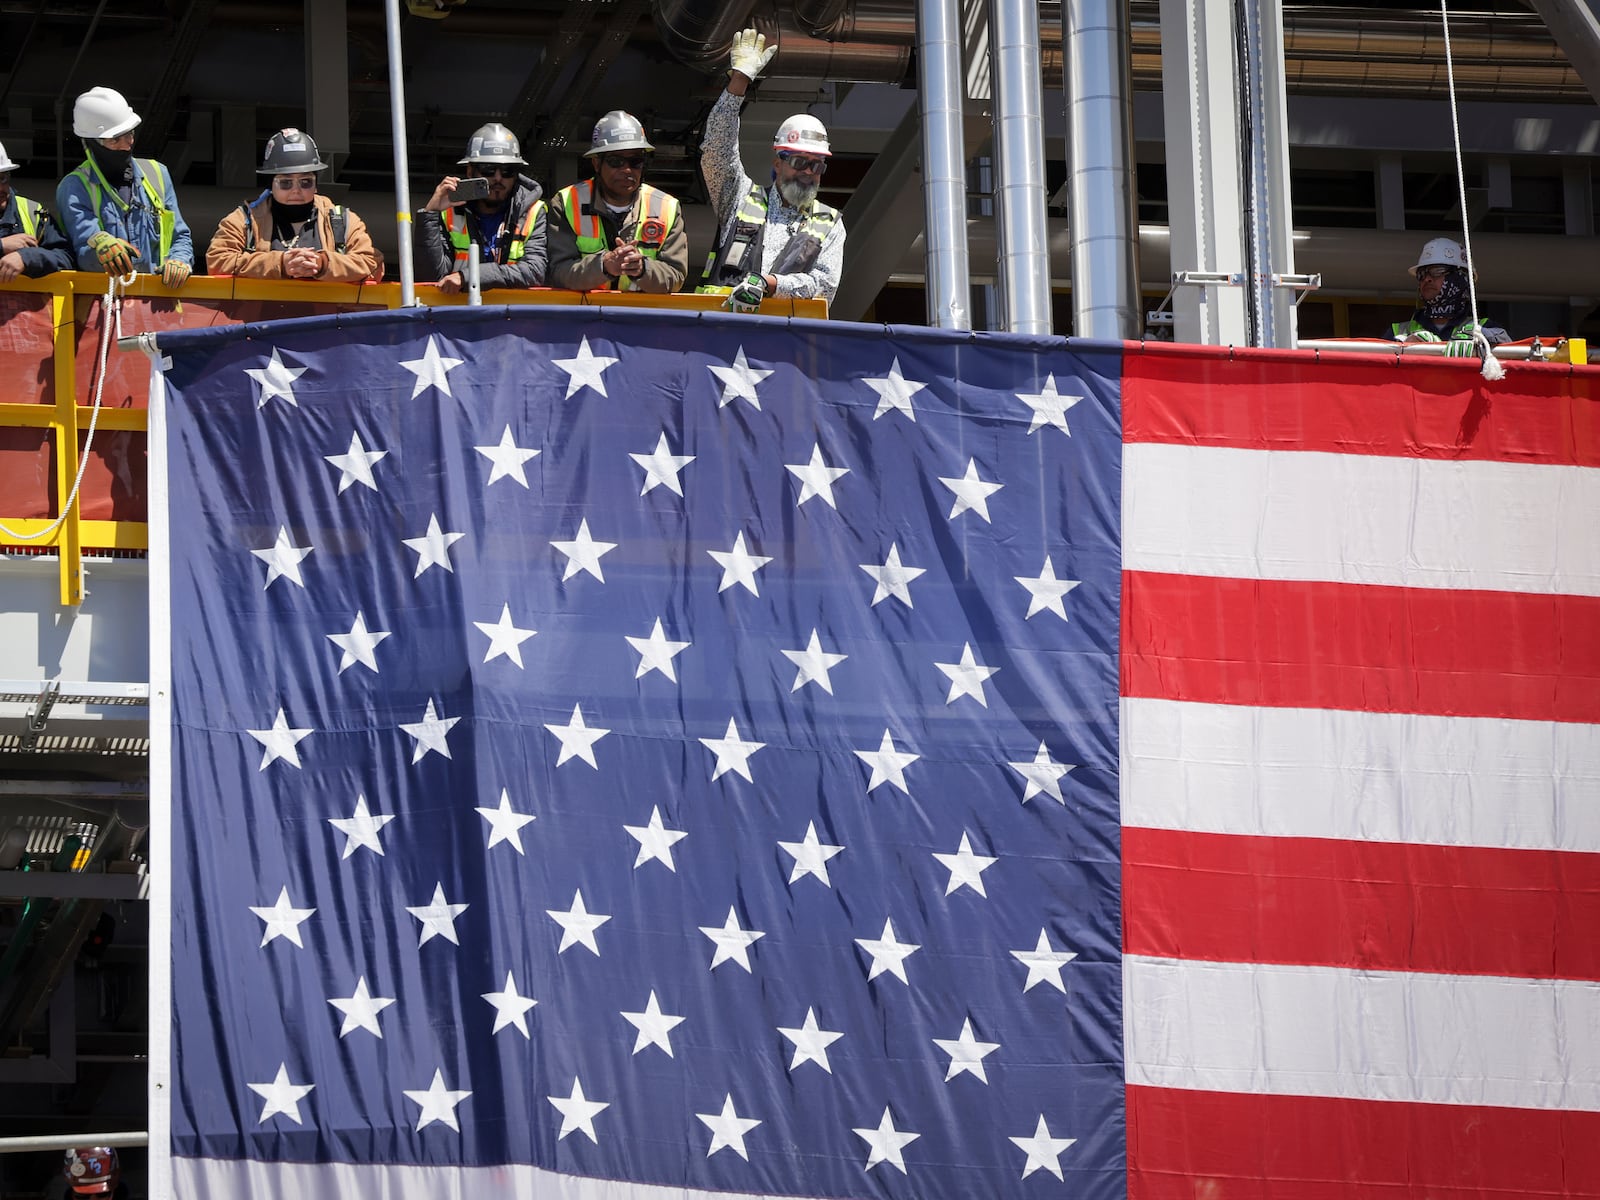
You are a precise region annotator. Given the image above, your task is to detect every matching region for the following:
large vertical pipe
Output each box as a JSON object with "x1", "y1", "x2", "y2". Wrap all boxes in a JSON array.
[
  {"x1": 1240, "y1": 0, "x2": 1297, "y2": 346},
  {"x1": 383, "y1": 0, "x2": 416, "y2": 305},
  {"x1": 987, "y1": 0, "x2": 1052, "y2": 333},
  {"x1": 917, "y1": 0, "x2": 971, "y2": 330},
  {"x1": 1066, "y1": 0, "x2": 1140, "y2": 340}
]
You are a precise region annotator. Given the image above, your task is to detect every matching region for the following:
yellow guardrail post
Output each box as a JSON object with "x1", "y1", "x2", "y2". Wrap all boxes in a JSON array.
[{"x1": 52, "y1": 277, "x2": 82, "y2": 605}]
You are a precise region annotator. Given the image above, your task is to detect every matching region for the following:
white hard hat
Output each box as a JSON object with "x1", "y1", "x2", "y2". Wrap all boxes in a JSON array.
[
  {"x1": 773, "y1": 114, "x2": 831, "y2": 157},
  {"x1": 1409, "y1": 237, "x2": 1467, "y2": 277},
  {"x1": 0, "y1": 141, "x2": 17, "y2": 173},
  {"x1": 73, "y1": 87, "x2": 141, "y2": 141}
]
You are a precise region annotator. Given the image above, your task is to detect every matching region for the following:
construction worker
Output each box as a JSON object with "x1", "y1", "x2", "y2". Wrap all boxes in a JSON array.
[
  {"x1": 207, "y1": 128, "x2": 384, "y2": 282},
  {"x1": 418, "y1": 122, "x2": 547, "y2": 291},
  {"x1": 61, "y1": 1146, "x2": 129, "y2": 1198},
  {"x1": 700, "y1": 28, "x2": 846, "y2": 311},
  {"x1": 55, "y1": 86, "x2": 193, "y2": 287},
  {"x1": 1386, "y1": 237, "x2": 1508, "y2": 355},
  {"x1": 0, "y1": 141, "x2": 73, "y2": 282},
  {"x1": 547, "y1": 111, "x2": 687, "y2": 294}
]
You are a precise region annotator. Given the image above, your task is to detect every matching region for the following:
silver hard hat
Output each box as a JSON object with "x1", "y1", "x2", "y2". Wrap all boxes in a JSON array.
[
  {"x1": 458, "y1": 122, "x2": 526, "y2": 166},
  {"x1": 584, "y1": 110, "x2": 654, "y2": 157}
]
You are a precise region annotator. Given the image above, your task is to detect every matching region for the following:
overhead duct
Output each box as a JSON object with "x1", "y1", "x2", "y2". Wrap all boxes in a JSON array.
[
  {"x1": 794, "y1": 0, "x2": 915, "y2": 43},
  {"x1": 652, "y1": 0, "x2": 762, "y2": 71},
  {"x1": 753, "y1": 8, "x2": 913, "y2": 83}
]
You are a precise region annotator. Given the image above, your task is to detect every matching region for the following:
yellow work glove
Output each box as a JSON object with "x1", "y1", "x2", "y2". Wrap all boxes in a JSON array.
[
  {"x1": 730, "y1": 28, "x2": 777, "y2": 80},
  {"x1": 161, "y1": 259, "x2": 192, "y2": 288},
  {"x1": 87, "y1": 231, "x2": 139, "y2": 276}
]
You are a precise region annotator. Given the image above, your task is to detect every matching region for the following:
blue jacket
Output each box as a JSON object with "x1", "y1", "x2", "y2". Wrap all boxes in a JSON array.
[
  {"x1": 0, "y1": 192, "x2": 74, "y2": 276},
  {"x1": 55, "y1": 154, "x2": 192, "y2": 273}
]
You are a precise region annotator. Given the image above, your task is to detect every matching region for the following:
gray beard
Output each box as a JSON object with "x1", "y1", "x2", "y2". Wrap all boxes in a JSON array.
[{"x1": 777, "y1": 177, "x2": 818, "y2": 208}]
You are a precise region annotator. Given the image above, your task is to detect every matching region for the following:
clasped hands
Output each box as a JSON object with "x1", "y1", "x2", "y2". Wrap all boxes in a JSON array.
[
  {"x1": 604, "y1": 237, "x2": 644, "y2": 280},
  {"x1": 282, "y1": 247, "x2": 325, "y2": 279}
]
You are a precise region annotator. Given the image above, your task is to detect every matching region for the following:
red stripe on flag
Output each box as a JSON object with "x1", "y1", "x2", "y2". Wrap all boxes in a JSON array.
[
  {"x1": 1121, "y1": 571, "x2": 1600, "y2": 723},
  {"x1": 1121, "y1": 344, "x2": 1600, "y2": 467},
  {"x1": 1127, "y1": 1085, "x2": 1600, "y2": 1199},
  {"x1": 1123, "y1": 827, "x2": 1600, "y2": 980}
]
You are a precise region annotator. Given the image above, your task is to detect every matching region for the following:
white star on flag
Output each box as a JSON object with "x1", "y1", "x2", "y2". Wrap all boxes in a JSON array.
[
  {"x1": 474, "y1": 603, "x2": 537, "y2": 667},
  {"x1": 323, "y1": 430, "x2": 387, "y2": 493},
  {"x1": 548, "y1": 889, "x2": 611, "y2": 955},
  {"x1": 621, "y1": 990, "x2": 685, "y2": 1056},
  {"x1": 933, "y1": 832, "x2": 998, "y2": 897},
  {"x1": 785, "y1": 443, "x2": 850, "y2": 509},
  {"x1": 402, "y1": 513, "x2": 465, "y2": 577},
  {"x1": 1009, "y1": 742, "x2": 1074, "y2": 804},
  {"x1": 629, "y1": 432, "x2": 696, "y2": 497},
  {"x1": 406, "y1": 882, "x2": 469, "y2": 947},
  {"x1": 708, "y1": 345, "x2": 773, "y2": 408},
  {"x1": 245, "y1": 348, "x2": 306, "y2": 409},
  {"x1": 1016, "y1": 373, "x2": 1084, "y2": 436},
  {"x1": 1010, "y1": 1115, "x2": 1078, "y2": 1179},
  {"x1": 626, "y1": 618, "x2": 691, "y2": 681},
  {"x1": 250, "y1": 526, "x2": 312, "y2": 590},
  {"x1": 859, "y1": 542, "x2": 925, "y2": 607},
  {"x1": 778, "y1": 1008, "x2": 844, "y2": 1072},
  {"x1": 544, "y1": 703, "x2": 610, "y2": 768},
  {"x1": 246, "y1": 708, "x2": 313, "y2": 771},
  {"x1": 327, "y1": 610, "x2": 389, "y2": 674},
  {"x1": 327, "y1": 976, "x2": 395, "y2": 1039},
  {"x1": 624, "y1": 805, "x2": 688, "y2": 870},
  {"x1": 853, "y1": 728, "x2": 919, "y2": 794},
  {"x1": 699, "y1": 907, "x2": 765, "y2": 972},
  {"x1": 1011, "y1": 929, "x2": 1078, "y2": 993},
  {"x1": 404, "y1": 1069, "x2": 472, "y2": 1132},
  {"x1": 708, "y1": 531, "x2": 773, "y2": 595},
  {"x1": 553, "y1": 335, "x2": 618, "y2": 399},
  {"x1": 476, "y1": 788, "x2": 536, "y2": 853},
  {"x1": 548, "y1": 1076, "x2": 609, "y2": 1142},
  {"x1": 935, "y1": 642, "x2": 1000, "y2": 706},
  {"x1": 862, "y1": 355, "x2": 926, "y2": 421},
  {"x1": 698, "y1": 718, "x2": 765, "y2": 782},
  {"x1": 247, "y1": 1063, "x2": 314, "y2": 1124},
  {"x1": 939, "y1": 457, "x2": 1004, "y2": 522},
  {"x1": 855, "y1": 918, "x2": 920, "y2": 983},
  {"x1": 399, "y1": 336, "x2": 465, "y2": 399},
  {"x1": 327, "y1": 794, "x2": 394, "y2": 859},
  {"x1": 551, "y1": 518, "x2": 616, "y2": 582},
  {"x1": 781, "y1": 628, "x2": 848, "y2": 694},
  {"x1": 481, "y1": 970, "x2": 538, "y2": 1038},
  {"x1": 697, "y1": 1094, "x2": 762, "y2": 1160},
  {"x1": 1016, "y1": 554, "x2": 1081, "y2": 620},
  {"x1": 250, "y1": 886, "x2": 314, "y2": 948},
  {"x1": 853, "y1": 1107, "x2": 920, "y2": 1173},
  {"x1": 933, "y1": 1017, "x2": 1002, "y2": 1082},
  {"x1": 474, "y1": 425, "x2": 540, "y2": 487},
  {"x1": 778, "y1": 821, "x2": 845, "y2": 886},
  {"x1": 400, "y1": 698, "x2": 459, "y2": 762}
]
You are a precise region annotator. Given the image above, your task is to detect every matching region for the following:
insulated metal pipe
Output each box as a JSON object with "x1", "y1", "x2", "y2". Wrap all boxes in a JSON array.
[
  {"x1": 988, "y1": 0, "x2": 1052, "y2": 333},
  {"x1": 653, "y1": 0, "x2": 761, "y2": 71},
  {"x1": 383, "y1": 0, "x2": 415, "y2": 306},
  {"x1": 916, "y1": 0, "x2": 970, "y2": 329}
]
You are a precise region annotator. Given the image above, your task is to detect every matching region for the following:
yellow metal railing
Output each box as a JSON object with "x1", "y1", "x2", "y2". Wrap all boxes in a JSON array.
[{"x1": 0, "y1": 271, "x2": 827, "y2": 605}]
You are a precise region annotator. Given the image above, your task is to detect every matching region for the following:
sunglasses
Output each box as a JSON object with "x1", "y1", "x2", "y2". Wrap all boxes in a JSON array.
[
  {"x1": 272, "y1": 176, "x2": 318, "y2": 191},
  {"x1": 1417, "y1": 265, "x2": 1455, "y2": 280},
  {"x1": 473, "y1": 165, "x2": 519, "y2": 179},
  {"x1": 600, "y1": 154, "x2": 646, "y2": 171},
  {"x1": 778, "y1": 152, "x2": 827, "y2": 175}
]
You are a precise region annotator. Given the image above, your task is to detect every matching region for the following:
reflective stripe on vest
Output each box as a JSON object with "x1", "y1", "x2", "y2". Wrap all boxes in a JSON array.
[
  {"x1": 555, "y1": 181, "x2": 678, "y2": 292},
  {"x1": 700, "y1": 183, "x2": 837, "y2": 289},
  {"x1": 446, "y1": 198, "x2": 545, "y2": 268},
  {"x1": 14, "y1": 196, "x2": 41, "y2": 238},
  {"x1": 71, "y1": 157, "x2": 174, "y2": 263},
  {"x1": 1390, "y1": 317, "x2": 1481, "y2": 343}
]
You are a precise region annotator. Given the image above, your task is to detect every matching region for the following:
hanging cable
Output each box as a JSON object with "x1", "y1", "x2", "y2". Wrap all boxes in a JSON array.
[{"x1": 0, "y1": 271, "x2": 131, "y2": 542}]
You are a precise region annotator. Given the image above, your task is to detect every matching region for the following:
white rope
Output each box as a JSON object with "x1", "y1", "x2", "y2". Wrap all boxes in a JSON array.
[
  {"x1": 1438, "y1": 0, "x2": 1505, "y2": 380},
  {"x1": 0, "y1": 271, "x2": 130, "y2": 542}
]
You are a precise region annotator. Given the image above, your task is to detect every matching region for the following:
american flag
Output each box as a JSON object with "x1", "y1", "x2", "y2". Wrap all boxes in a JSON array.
[{"x1": 157, "y1": 305, "x2": 1125, "y2": 1197}]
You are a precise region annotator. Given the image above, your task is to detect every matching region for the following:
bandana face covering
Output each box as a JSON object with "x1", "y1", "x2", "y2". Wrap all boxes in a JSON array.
[
  {"x1": 89, "y1": 142, "x2": 133, "y2": 183},
  {"x1": 272, "y1": 199, "x2": 316, "y2": 223},
  {"x1": 1423, "y1": 269, "x2": 1470, "y2": 326}
]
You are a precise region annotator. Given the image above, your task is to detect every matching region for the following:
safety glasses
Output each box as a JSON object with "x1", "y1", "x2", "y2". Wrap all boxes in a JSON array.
[
  {"x1": 473, "y1": 165, "x2": 519, "y2": 179},
  {"x1": 272, "y1": 176, "x2": 318, "y2": 192},
  {"x1": 778, "y1": 152, "x2": 828, "y2": 176},
  {"x1": 600, "y1": 154, "x2": 646, "y2": 171},
  {"x1": 1417, "y1": 265, "x2": 1454, "y2": 280}
]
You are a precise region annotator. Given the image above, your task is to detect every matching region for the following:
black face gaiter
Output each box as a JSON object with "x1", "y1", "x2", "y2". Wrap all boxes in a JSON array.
[
  {"x1": 1423, "y1": 270, "x2": 1470, "y2": 327},
  {"x1": 272, "y1": 199, "x2": 316, "y2": 224},
  {"x1": 88, "y1": 142, "x2": 133, "y2": 184}
]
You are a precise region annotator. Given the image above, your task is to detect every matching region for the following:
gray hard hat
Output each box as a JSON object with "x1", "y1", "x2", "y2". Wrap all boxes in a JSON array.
[
  {"x1": 258, "y1": 128, "x2": 328, "y2": 174},
  {"x1": 458, "y1": 122, "x2": 526, "y2": 166},
  {"x1": 584, "y1": 111, "x2": 654, "y2": 157}
]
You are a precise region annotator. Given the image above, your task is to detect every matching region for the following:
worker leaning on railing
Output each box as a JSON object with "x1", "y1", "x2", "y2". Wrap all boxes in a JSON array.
[
  {"x1": 1384, "y1": 237, "x2": 1510, "y2": 356},
  {"x1": 0, "y1": 140, "x2": 73, "y2": 282},
  {"x1": 55, "y1": 87, "x2": 194, "y2": 289}
]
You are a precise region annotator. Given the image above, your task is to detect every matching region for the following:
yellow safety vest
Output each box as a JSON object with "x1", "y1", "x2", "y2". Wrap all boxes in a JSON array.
[
  {"x1": 13, "y1": 196, "x2": 43, "y2": 237},
  {"x1": 555, "y1": 180, "x2": 678, "y2": 292},
  {"x1": 70, "y1": 156, "x2": 175, "y2": 264},
  {"x1": 444, "y1": 198, "x2": 545, "y2": 268}
]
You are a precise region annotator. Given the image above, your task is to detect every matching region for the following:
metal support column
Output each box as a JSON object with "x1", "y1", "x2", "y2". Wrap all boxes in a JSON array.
[
  {"x1": 305, "y1": 0, "x2": 351, "y2": 176},
  {"x1": 917, "y1": 0, "x2": 972, "y2": 329},
  {"x1": 1239, "y1": 0, "x2": 1297, "y2": 347},
  {"x1": 987, "y1": 0, "x2": 1052, "y2": 333}
]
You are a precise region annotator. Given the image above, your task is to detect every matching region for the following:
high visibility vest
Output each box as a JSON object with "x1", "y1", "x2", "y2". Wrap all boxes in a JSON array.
[
  {"x1": 699, "y1": 182, "x2": 838, "y2": 290},
  {"x1": 554, "y1": 180, "x2": 678, "y2": 292},
  {"x1": 1389, "y1": 316, "x2": 1486, "y2": 344},
  {"x1": 13, "y1": 196, "x2": 43, "y2": 237},
  {"x1": 70, "y1": 156, "x2": 174, "y2": 263},
  {"x1": 444, "y1": 198, "x2": 544, "y2": 268}
]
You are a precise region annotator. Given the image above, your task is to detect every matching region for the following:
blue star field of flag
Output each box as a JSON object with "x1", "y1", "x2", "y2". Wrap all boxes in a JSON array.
[{"x1": 160, "y1": 304, "x2": 1125, "y2": 1197}]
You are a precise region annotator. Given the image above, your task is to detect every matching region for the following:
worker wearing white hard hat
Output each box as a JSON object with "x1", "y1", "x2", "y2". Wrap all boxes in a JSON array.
[
  {"x1": 1385, "y1": 236, "x2": 1508, "y2": 353},
  {"x1": 0, "y1": 139, "x2": 74, "y2": 282},
  {"x1": 55, "y1": 86, "x2": 194, "y2": 287},
  {"x1": 698, "y1": 28, "x2": 846, "y2": 312}
]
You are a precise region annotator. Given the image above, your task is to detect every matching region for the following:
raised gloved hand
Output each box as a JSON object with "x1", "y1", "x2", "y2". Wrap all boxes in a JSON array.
[
  {"x1": 161, "y1": 259, "x2": 192, "y2": 288},
  {"x1": 730, "y1": 27, "x2": 777, "y2": 81},
  {"x1": 87, "y1": 231, "x2": 140, "y2": 276},
  {"x1": 1445, "y1": 337, "x2": 1477, "y2": 358},
  {"x1": 726, "y1": 272, "x2": 768, "y2": 313}
]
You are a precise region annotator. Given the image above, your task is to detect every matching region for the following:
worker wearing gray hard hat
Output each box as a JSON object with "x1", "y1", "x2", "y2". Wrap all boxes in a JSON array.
[
  {"x1": 0, "y1": 140, "x2": 74, "y2": 282},
  {"x1": 547, "y1": 110, "x2": 687, "y2": 294},
  {"x1": 418, "y1": 121, "x2": 547, "y2": 292},
  {"x1": 1385, "y1": 236, "x2": 1509, "y2": 354}
]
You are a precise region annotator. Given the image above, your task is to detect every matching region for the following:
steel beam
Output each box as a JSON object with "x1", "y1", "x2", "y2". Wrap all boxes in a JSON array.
[
  {"x1": 0, "y1": 868, "x2": 148, "y2": 900},
  {"x1": 1526, "y1": 0, "x2": 1600, "y2": 107},
  {"x1": 305, "y1": 0, "x2": 351, "y2": 175},
  {"x1": 833, "y1": 106, "x2": 925, "y2": 323}
]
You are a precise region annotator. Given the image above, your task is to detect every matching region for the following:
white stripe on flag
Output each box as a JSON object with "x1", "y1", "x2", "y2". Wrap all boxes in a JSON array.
[
  {"x1": 1124, "y1": 954, "x2": 1600, "y2": 1110},
  {"x1": 1121, "y1": 697, "x2": 1600, "y2": 853},
  {"x1": 1123, "y1": 444, "x2": 1600, "y2": 596}
]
